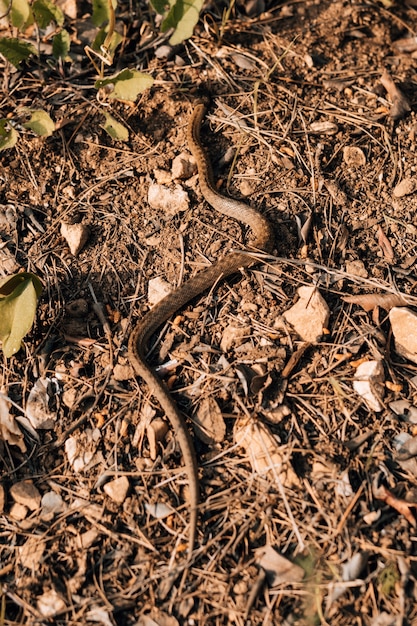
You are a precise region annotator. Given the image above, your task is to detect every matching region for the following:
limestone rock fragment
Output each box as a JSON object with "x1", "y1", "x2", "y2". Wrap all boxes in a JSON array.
[
  {"x1": 389, "y1": 307, "x2": 417, "y2": 364},
  {"x1": 61, "y1": 222, "x2": 90, "y2": 256},
  {"x1": 283, "y1": 286, "x2": 330, "y2": 342}
]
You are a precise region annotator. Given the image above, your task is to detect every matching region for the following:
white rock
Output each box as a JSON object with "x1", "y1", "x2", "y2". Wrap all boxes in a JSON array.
[
  {"x1": 353, "y1": 360, "x2": 385, "y2": 412},
  {"x1": 10, "y1": 480, "x2": 41, "y2": 510},
  {"x1": 171, "y1": 152, "x2": 196, "y2": 180},
  {"x1": 283, "y1": 286, "x2": 330, "y2": 342},
  {"x1": 9, "y1": 502, "x2": 28, "y2": 520},
  {"x1": 103, "y1": 476, "x2": 130, "y2": 504},
  {"x1": 41, "y1": 491, "x2": 65, "y2": 517},
  {"x1": 60, "y1": 222, "x2": 90, "y2": 256},
  {"x1": 147, "y1": 182, "x2": 189, "y2": 216},
  {"x1": 148, "y1": 276, "x2": 172, "y2": 306},
  {"x1": 393, "y1": 177, "x2": 416, "y2": 198},
  {"x1": 389, "y1": 307, "x2": 417, "y2": 364},
  {"x1": 37, "y1": 589, "x2": 66, "y2": 617}
]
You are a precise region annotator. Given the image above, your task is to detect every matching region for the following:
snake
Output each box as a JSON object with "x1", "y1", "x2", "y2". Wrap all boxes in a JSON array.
[{"x1": 128, "y1": 101, "x2": 275, "y2": 557}]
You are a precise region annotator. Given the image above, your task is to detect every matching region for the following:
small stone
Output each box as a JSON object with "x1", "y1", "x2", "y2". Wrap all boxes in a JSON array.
[
  {"x1": 10, "y1": 480, "x2": 41, "y2": 511},
  {"x1": 9, "y1": 502, "x2": 28, "y2": 520},
  {"x1": 353, "y1": 360, "x2": 385, "y2": 412},
  {"x1": 153, "y1": 168, "x2": 172, "y2": 184},
  {"x1": 61, "y1": 222, "x2": 90, "y2": 256},
  {"x1": 148, "y1": 276, "x2": 172, "y2": 306},
  {"x1": 343, "y1": 146, "x2": 366, "y2": 168},
  {"x1": 103, "y1": 476, "x2": 130, "y2": 504},
  {"x1": 37, "y1": 589, "x2": 66, "y2": 617},
  {"x1": 239, "y1": 179, "x2": 256, "y2": 196},
  {"x1": 283, "y1": 286, "x2": 330, "y2": 342},
  {"x1": 147, "y1": 182, "x2": 189, "y2": 216},
  {"x1": 154, "y1": 44, "x2": 174, "y2": 60},
  {"x1": 389, "y1": 307, "x2": 417, "y2": 364},
  {"x1": 62, "y1": 388, "x2": 78, "y2": 409},
  {"x1": 393, "y1": 177, "x2": 416, "y2": 198},
  {"x1": 172, "y1": 152, "x2": 196, "y2": 180},
  {"x1": 41, "y1": 491, "x2": 64, "y2": 519}
]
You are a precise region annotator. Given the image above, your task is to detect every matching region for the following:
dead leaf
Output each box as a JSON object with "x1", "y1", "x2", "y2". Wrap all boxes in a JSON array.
[
  {"x1": 234, "y1": 416, "x2": 299, "y2": 487},
  {"x1": 255, "y1": 545, "x2": 304, "y2": 587},
  {"x1": 194, "y1": 396, "x2": 226, "y2": 444},
  {"x1": 377, "y1": 225, "x2": 394, "y2": 263},
  {"x1": 0, "y1": 392, "x2": 26, "y2": 452},
  {"x1": 295, "y1": 211, "x2": 313, "y2": 245},
  {"x1": 342, "y1": 293, "x2": 407, "y2": 312}
]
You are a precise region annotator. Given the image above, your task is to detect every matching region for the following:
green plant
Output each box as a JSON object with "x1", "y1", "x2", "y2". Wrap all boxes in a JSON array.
[
  {"x1": 0, "y1": 272, "x2": 42, "y2": 358},
  {"x1": 0, "y1": 0, "x2": 205, "y2": 143}
]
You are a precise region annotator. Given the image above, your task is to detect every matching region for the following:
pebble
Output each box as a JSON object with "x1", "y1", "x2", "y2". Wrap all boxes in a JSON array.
[
  {"x1": 147, "y1": 182, "x2": 189, "y2": 216},
  {"x1": 37, "y1": 589, "x2": 66, "y2": 617},
  {"x1": 389, "y1": 307, "x2": 417, "y2": 364},
  {"x1": 10, "y1": 480, "x2": 42, "y2": 511},
  {"x1": 9, "y1": 502, "x2": 28, "y2": 520},
  {"x1": 60, "y1": 222, "x2": 90, "y2": 256},
  {"x1": 392, "y1": 177, "x2": 416, "y2": 198},
  {"x1": 148, "y1": 276, "x2": 172, "y2": 306},
  {"x1": 171, "y1": 152, "x2": 196, "y2": 180},
  {"x1": 103, "y1": 476, "x2": 130, "y2": 504},
  {"x1": 283, "y1": 286, "x2": 330, "y2": 342}
]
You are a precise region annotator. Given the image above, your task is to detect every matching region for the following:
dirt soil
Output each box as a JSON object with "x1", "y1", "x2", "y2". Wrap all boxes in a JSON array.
[{"x1": 2, "y1": 0, "x2": 417, "y2": 624}]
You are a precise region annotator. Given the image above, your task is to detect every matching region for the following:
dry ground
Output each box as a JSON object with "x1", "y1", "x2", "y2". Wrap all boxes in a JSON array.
[{"x1": 2, "y1": 0, "x2": 417, "y2": 624}]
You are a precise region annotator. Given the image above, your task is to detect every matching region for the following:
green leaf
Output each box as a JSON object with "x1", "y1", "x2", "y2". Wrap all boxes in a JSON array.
[
  {"x1": 52, "y1": 29, "x2": 70, "y2": 60},
  {"x1": 0, "y1": 119, "x2": 18, "y2": 151},
  {"x1": 92, "y1": 0, "x2": 116, "y2": 27},
  {"x1": 23, "y1": 109, "x2": 55, "y2": 137},
  {"x1": 0, "y1": 273, "x2": 42, "y2": 358},
  {"x1": 32, "y1": 0, "x2": 64, "y2": 28},
  {"x1": 95, "y1": 69, "x2": 154, "y2": 102},
  {"x1": 101, "y1": 112, "x2": 129, "y2": 141},
  {"x1": 0, "y1": 37, "x2": 38, "y2": 67},
  {"x1": 91, "y1": 27, "x2": 122, "y2": 60},
  {"x1": 0, "y1": 0, "x2": 34, "y2": 29},
  {"x1": 161, "y1": 0, "x2": 204, "y2": 45}
]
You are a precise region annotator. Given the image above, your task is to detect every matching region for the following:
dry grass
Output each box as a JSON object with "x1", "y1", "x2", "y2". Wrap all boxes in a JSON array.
[{"x1": 1, "y1": 1, "x2": 417, "y2": 624}]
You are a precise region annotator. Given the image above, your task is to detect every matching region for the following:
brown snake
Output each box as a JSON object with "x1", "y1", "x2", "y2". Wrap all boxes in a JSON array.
[{"x1": 128, "y1": 102, "x2": 275, "y2": 557}]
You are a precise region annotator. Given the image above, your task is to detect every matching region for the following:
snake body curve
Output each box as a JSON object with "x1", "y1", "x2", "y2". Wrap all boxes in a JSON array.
[{"x1": 128, "y1": 102, "x2": 275, "y2": 556}]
